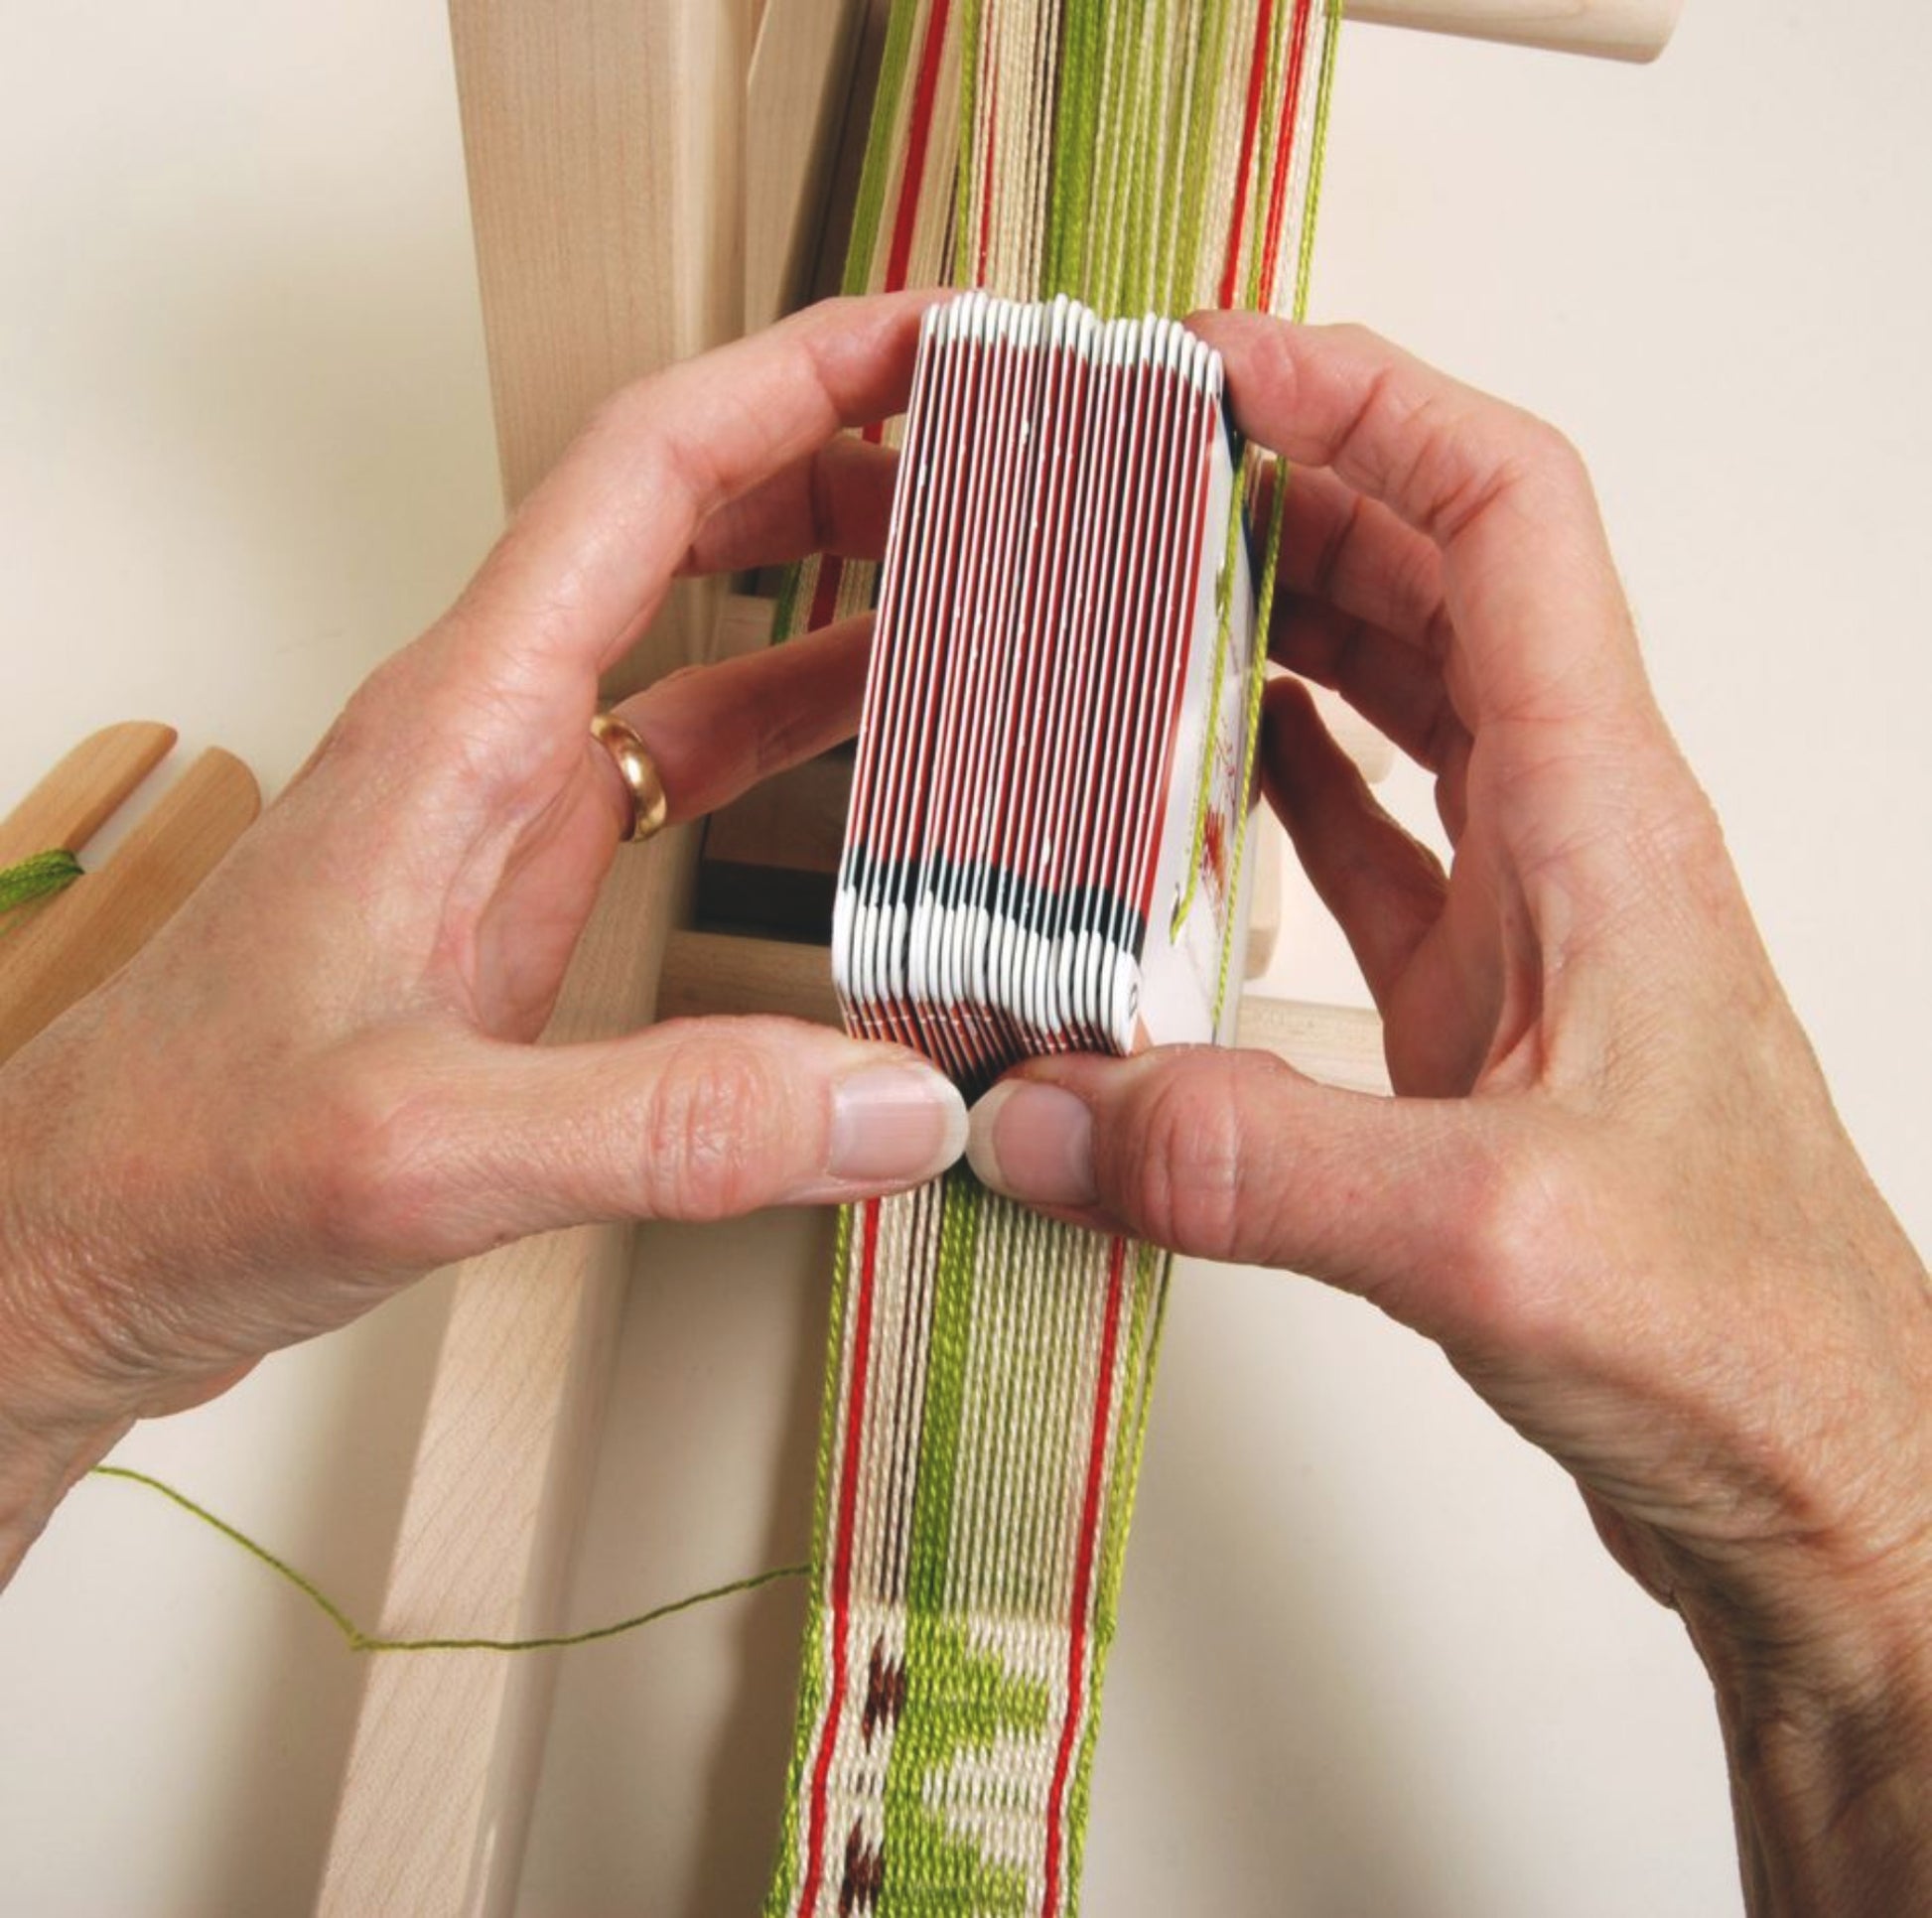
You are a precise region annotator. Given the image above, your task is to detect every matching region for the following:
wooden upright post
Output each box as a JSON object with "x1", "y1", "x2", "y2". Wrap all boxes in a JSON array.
[{"x1": 320, "y1": 6, "x2": 753, "y2": 1911}]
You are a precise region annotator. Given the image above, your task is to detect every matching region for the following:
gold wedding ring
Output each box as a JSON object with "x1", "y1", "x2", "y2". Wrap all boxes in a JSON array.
[{"x1": 591, "y1": 711, "x2": 670, "y2": 843}]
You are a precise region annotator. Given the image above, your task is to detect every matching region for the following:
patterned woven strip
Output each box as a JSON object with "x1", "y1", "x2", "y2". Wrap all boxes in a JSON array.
[
  {"x1": 772, "y1": 1178, "x2": 1166, "y2": 1915},
  {"x1": 767, "y1": 7, "x2": 1340, "y2": 1913}
]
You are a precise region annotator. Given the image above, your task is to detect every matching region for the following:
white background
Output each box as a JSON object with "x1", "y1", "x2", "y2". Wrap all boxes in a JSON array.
[{"x1": 2, "y1": 3, "x2": 1927, "y2": 1912}]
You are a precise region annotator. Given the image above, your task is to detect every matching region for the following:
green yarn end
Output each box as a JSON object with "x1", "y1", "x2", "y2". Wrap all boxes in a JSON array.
[
  {"x1": 0, "y1": 848, "x2": 81, "y2": 916},
  {"x1": 87, "y1": 1464, "x2": 803, "y2": 1656}
]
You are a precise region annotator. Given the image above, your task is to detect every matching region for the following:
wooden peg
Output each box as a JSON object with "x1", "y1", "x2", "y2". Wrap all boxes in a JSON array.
[
  {"x1": 1348, "y1": 0, "x2": 1685, "y2": 63},
  {"x1": 0, "y1": 747, "x2": 260, "y2": 1066},
  {"x1": 0, "y1": 721, "x2": 176, "y2": 867}
]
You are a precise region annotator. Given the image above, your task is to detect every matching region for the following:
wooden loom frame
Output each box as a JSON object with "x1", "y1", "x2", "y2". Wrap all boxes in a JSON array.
[{"x1": 317, "y1": 2, "x2": 1683, "y2": 1908}]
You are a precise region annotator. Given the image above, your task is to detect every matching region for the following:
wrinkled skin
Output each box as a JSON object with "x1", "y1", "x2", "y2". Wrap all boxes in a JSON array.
[
  {"x1": 0, "y1": 291, "x2": 965, "y2": 1552},
  {"x1": 0, "y1": 297, "x2": 1924, "y2": 1914}
]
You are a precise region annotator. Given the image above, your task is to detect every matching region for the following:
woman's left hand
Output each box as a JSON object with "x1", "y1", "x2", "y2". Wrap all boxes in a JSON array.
[{"x1": 0, "y1": 293, "x2": 964, "y2": 1566}]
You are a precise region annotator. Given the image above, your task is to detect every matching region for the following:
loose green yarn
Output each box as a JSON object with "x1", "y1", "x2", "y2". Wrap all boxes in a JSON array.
[
  {"x1": 0, "y1": 849, "x2": 81, "y2": 916},
  {"x1": 87, "y1": 1464, "x2": 804, "y2": 1655}
]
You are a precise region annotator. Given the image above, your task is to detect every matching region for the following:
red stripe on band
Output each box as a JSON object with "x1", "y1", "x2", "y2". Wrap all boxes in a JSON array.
[
  {"x1": 805, "y1": 555, "x2": 845, "y2": 634},
  {"x1": 885, "y1": 0, "x2": 955, "y2": 294},
  {"x1": 1217, "y1": 0, "x2": 1277, "y2": 311},
  {"x1": 1257, "y1": 0, "x2": 1315, "y2": 307},
  {"x1": 796, "y1": 1199, "x2": 884, "y2": 1915}
]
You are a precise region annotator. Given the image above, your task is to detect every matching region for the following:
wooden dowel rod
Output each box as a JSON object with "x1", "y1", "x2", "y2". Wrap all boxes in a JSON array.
[{"x1": 1347, "y1": 0, "x2": 1685, "y2": 63}]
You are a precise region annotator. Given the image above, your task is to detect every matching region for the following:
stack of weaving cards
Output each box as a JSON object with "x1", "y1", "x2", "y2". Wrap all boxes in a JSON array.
[{"x1": 834, "y1": 293, "x2": 1259, "y2": 1093}]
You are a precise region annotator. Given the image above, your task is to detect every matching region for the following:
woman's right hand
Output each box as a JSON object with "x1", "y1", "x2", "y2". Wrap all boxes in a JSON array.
[{"x1": 965, "y1": 316, "x2": 1931, "y2": 1913}]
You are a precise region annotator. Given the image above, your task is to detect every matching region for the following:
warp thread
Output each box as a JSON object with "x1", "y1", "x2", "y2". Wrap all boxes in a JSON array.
[{"x1": 765, "y1": 7, "x2": 1345, "y2": 1912}]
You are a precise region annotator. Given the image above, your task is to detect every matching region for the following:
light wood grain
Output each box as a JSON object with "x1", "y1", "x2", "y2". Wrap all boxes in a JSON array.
[
  {"x1": 658, "y1": 928, "x2": 1391, "y2": 1092},
  {"x1": 658, "y1": 927, "x2": 842, "y2": 1028},
  {"x1": 321, "y1": 1226, "x2": 627, "y2": 1916},
  {"x1": 320, "y1": 3, "x2": 754, "y2": 1910},
  {"x1": 445, "y1": 0, "x2": 754, "y2": 692},
  {"x1": 448, "y1": 1, "x2": 751, "y2": 509},
  {"x1": 1348, "y1": 0, "x2": 1684, "y2": 62},
  {"x1": 1234, "y1": 992, "x2": 1390, "y2": 1094},
  {"x1": 0, "y1": 749, "x2": 260, "y2": 1067},
  {"x1": 0, "y1": 721, "x2": 176, "y2": 866},
  {"x1": 1246, "y1": 820, "x2": 1284, "y2": 979},
  {"x1": 746, "y1": 0, "x2": 868, "y2": 330},
  {"x1": 705, "y1": 754, "x2": 856, "y2": 878},
  {"x1": 321, "y1": 852, "x2": 676, "y2": 1916}
]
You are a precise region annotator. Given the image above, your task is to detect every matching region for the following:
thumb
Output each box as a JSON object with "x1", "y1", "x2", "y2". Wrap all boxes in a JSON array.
[
  {"x1": 431, "y1": 1018, "x2": 967, "y2": 1245},
  {"x1": 965, "y1": 1046, "x2": 1494, "y2": 1325}
]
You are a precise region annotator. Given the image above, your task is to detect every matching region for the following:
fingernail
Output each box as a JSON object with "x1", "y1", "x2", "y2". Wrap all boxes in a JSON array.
[
  {"x1": 965, "y1": 1082, "x2": 1096, "y2": 1205},
  {"x1": 828, "y1": 1064, "x2": 968, "y2": 1185}
]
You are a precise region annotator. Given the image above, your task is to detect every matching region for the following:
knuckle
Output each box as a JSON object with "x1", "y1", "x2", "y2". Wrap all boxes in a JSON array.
[
  {"x1": 1110, "y1": 1053, "x2": 1264, "y2": 1263},
  {"x1": 1325, "y1": 321, "x2": 1391, "y2": 360},
  {"x1": 1383, "y1": 531, "x2": 1446, "y2": 633},
  {"x1": 1511, "y1": 413, "x2": 1589, "y2": 495},
  {"x1": 1533, "y1": 417, "x2": 1582, "y2": 468},
  {"x1": 635, "y1": 1027, "x2": 795, "y2": 1221},
  {"x1": 321, "y1": 640, "x2": 477, "y2": 799},
  {"x1": 296, "y1": 1055, "x2": 453, "y2": 1267},
  {"x1": 585, "y1": 376, "x2": 714, "y2": 521},
  {"x1": 327, "y1": 652, "x2": 415, "y2": 759},
  {"x1": 1424, "y1": 406, "x2": 1586, "y2": 552},
  {"x1": 753, "y1": 688, "x2": 824, "y2": 783},
  {"x1": 1435, "y1": 1128, "x2": 1587, "y2": 1347},
  {"x1": 586, "y1": 369, "x2": 664, "y2": 443}
]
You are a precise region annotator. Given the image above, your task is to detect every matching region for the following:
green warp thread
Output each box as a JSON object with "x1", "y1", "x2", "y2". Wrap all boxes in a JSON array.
[
  {"x1": 88, "y1": 1464, "x2": 804, "y2": 1654},
  {"x1": 0, "y1": 849, "x2": 82, "y2": 916}
]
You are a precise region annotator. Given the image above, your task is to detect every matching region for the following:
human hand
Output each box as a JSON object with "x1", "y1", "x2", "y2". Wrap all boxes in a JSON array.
[
  {"x1": 0, "y1": 294, "x2": 966, "y2": 1565},
  {"x1": 964, "y1": 316, "x2": 1931, "y2": 1908}
]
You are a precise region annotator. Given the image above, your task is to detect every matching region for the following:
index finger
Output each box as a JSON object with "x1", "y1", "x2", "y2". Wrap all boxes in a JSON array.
[
  {"x1": 607, "y1": 614, "x2": 873, "y2": 825},
  {"x1": 1189, "y1": 313, "x2": 1652, "y2": 733},
  {"x1": 460, "y1": 290, "x2": 941, "y2": 677}
]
